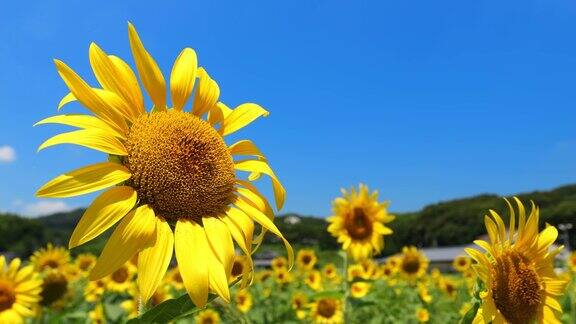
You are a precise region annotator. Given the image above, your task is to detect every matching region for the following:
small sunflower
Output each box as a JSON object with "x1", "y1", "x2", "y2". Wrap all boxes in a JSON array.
[
  {"x1": 271, "y1": 256, "x2": 288, "y2": 271},
  {"x1": 274, "y1": 268, "x2": 293, "y2": 285},
  {"x1": 39, "y1": 270, "x2": 69, "y2": 308},
  {"x1": 322, "y1": 263, "x2": 339, "y2": 281},
  {"x1": 438, "y1": 277, "x2": 458, "y2": 298},
  {"x1": 347, "y1": 264, "x2": 369, "y2": 281},
  {"x1": 416, "y1": 308, "x2": 430, "y2": 323},
  {"x1": 256, "y1": 270, "x2": 273, "y2": 283},
  {"x1": 398, "y1": 246, "x2": 429, "y2": 280},
  {"x1": 296, "y1": 249, "x2": 318, "y2": 272},
  {"x1": 310, "y1": 297, "x2": 343, "y2": 324},
  {"x1": 418, "y1": 283, "x2": 432, "y2": 303},
  {"x1": 30, "y1": 244, "x2": 70, "y2": 272},
  {"x1": 568, "y1": 252, "x2": 576, "y2": 272},
  {"x1": 195, "y1": 309, "x2": 220, "y2": 324},
  {"x1": 0, "y1": 256, "x2": 43, "y2": 323},
  {"x1": 453, "y1": 255, "x2": 471, "y2": 272},
  {"x1": 381, "y1": 263, "x2": 397, "y2": 279},
  {"x1": 466, "y1": 198, "x2": 568, "y2": 324},
  {"x1": 166, "y1": 267, "x2": 184, "y2": 290},
  {"x1": 291, "y1": 291, "x2": 308, "y2": 319},
  {"x1": 76, "y1": 253, "x2": 97, "y2": 274},
  {"x1": 106, "y1": 262, "x2": 136, "y2": 292},
  {"x1": 89, "y1": 303, "x2": 106, "y2": 324},
  {"x1": 350, "y1": 282, "x2": 371, "y2": 298},
  {"x1": 36, "y1": 23, "x2": 293, "y2": 307},
  {"x1": 305, "y1": 270, "x2": 323, "y2": 291},
  {"x1": 235, "y1": 289, "x2": 253, "y2": 313},
  {"x1": 84, "y1": 278, "x2": 107, "y2": 303},
  {"x1": 229, "y1": 255, "x2": 251, "y2": 283}
]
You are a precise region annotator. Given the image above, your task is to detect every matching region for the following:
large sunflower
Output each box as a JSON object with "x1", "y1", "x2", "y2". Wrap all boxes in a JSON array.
[
  {"x1": 35, "y1": 23, "x2": 292, "y2": 307},
  {"x1": 0, "y1": 256, "x2": 43, "y2": 323},
  {"x1": 466, "y1": 198, "x2": 567, "y2": 324},
  {"x1": 327, "y1": 184, "x2": 394, "y2": 261},
  {"x1": 310, "y1": 297, "x2": 343, "y2": 324}
]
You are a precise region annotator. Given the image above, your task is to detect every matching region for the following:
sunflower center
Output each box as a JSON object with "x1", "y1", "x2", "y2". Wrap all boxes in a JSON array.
[
  {"x1": 231, "y1": 261, "x2": 244, "y2": 277},
  {"x1": 0, "y1": 280, "x2": 16, "y2": 312},
  {"x1": 302, "y1": 255, "x2": 312, "y2": 264},
  {"x1": 125, "y1": 110, "x2": 236, "y2": 221},
  {"x1": 43, "y1": 259, "x2": 60, "y2": 270},
  {"x1": 111, "y1": 267, "x2": 129, "y2": 283},
  {"x1": 401, "y1": 254, "x2": 421, "y2": 274},
  {"x1": 458, "y1": 259, "x2": 467, "y2": 266},
  {"x1": 40, "y1": 272, "x2": 68, "y2": 306},
  {"x1": 490, "y1": 250, "x2": 542, "y2": 324},
  {"x1": 345, "y1": 207, "x2": 373, "y2": 240},
  {"x1": 79, "y1": 260, "x2": 93, "y2": 271},
  {"x1": 317, "y1": 299, "x2": 337, "y2": 318}
]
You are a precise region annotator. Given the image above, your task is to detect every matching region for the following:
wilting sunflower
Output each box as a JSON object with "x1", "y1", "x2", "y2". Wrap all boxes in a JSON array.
[
  {"x1": 0, "y1": 256, "x2": 43, "y2": 323},
  {"x1": 305, "y1": 270, "x2": 323, "y2": 291},
  {"x1": 235, "y1": 289, "x2": 253, "y2": 313},
  {"x1": 453, "y1": 255, "x2": 471, "y2": 272},
  {"x1": 327, "y1": 184, "x2": 394, "y2": 261},
  {"x1": 310, "y1": 297, "x2": 343, "y2": 324},
  {"x1": 416, "y1": 308, "x2": 430, "y2": 323},
  {"x1": 30, "y1": 244, "x2": 70, "y2": 272},
  {"x1": 465, "y1": 198, "x2": 568, "y2": 324},
  {"x1": 35, "y1": 23, "x2": 293, "y2": 307},
  {"x1": 76, "y1": 253, "x2": 97, "y2": 274},
  {"x1": 350, "y1": 282, "x2": 371, "y2": 298},
  {"x1": 195, "y1": 309, "x2": 220, "y2": 324},
  {"x1": 296, "y1": 249, "x2": 318, "y2": 272},
  {"x1": 291, "y1": 292, "x2": 308, "y2": 320},
  {"x1": 398, "y1": 246, "x2": 429, "y2": 280}
]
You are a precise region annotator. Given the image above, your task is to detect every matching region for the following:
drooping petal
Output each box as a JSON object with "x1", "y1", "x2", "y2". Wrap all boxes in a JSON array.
[
  {"x1": 170, "y1": 48, "x2": 197, "y2": 111},
  {"x1": 36, "y1": 162, "x2": 131, "y2": 198},
  {"x1": 137, "y1": 218, "x2": 174, "y2": 303},
  {"x1": 57, "y1": 92, "x2": 76, "y2": 111},
  {"x1": 203, "y1": 217, "x2": 234, "y2": 277},
  {"x1": 54, "y1": 59, "x2": 128, "y2": 133},
  {"x1": 191, "y1": 67, "x2": 219, "y2": 117},
  {"x1": 34, "y1": 114, "x2": 124, "y2": 139},
  {"x1": 229, "y1": 140, "x2": 266, "y2": 159},
  {"x1": 221, "y1": 103, "x2": 269, "y2": 136},
  {"x1": 69, "y1": 186, "x2": 137, "y2": 248},
  {"x1": 89, "y1": 43, "x2": 144, "y2": 117},
  {"x1": 225, "y1": 207, "x2": 254, "y2": 249},
  {"x1": 128, "y1": 23, "x2": 166, "y2": 110},
  {"x1": 208, "y1": 102, "x2": 232, "y2": 126},
  {"x1": 234, "y1": 159, "x2": 285, "y2": 210},
  {"x1": 90, "y1": 205, "x2": 157, "y2": 280},
  {"x1": 38, "y1": 129, "x2": 127, "y2": 155},
  {"x1": 174, "y1": 220, "x2": 209, "y2": 307}
]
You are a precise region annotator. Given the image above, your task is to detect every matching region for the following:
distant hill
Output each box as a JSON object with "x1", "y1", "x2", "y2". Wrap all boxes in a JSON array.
[{"x1": 1, "y1": 184, "x2": 575, "y2": 258}]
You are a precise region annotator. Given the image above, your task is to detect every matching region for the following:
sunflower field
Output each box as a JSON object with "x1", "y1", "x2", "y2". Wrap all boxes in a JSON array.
[{"x1": 1, "y1": 19, "x2": 576, "y2": 324}]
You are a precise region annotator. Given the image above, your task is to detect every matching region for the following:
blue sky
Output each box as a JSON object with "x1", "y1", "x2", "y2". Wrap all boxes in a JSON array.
[{"x1": 1, "y1": 0, "x2": 575, "y2": 217}]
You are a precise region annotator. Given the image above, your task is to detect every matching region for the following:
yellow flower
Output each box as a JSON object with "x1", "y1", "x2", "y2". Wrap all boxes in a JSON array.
[
  {"x1": 89, "y1": 303, "x2": 106, "y2": 324},
  {"x1": 40, "y1": 270, "x2": 70, "y2": 308},
  {"x1": 305, "y1": 270, "x2": 323, "y2": 291},
  {"x1": 322, "y1": 263, "x2": 339, "y2": 280},
  {"x1": 255, "y1": 270, "x2": 273, "y2": 283},
  {"x1": 274, "y1": 267, "x2": 293, "y2": 285},
  {"x1": 0, "y1": 256, "x2": 42, "y2": 323},
  {"x1": 568, "y1": 252, "x2": 576, "y2": 272},
  {"x1": 291, "y1": 292, "x2": 308, "y2": 319},
  {"x1": 466, "y1": 198, "x2": 568, "y2": 324},
  {"x1": 310, "y1": 297, "x2": 343, "y2": 324},
  {"x1": 350, "y1": 282, "x2": 371, "y2": 298},
  {"x1": 30, "y1": 243, "x2": 70, "y2": 272},
  {"x1": 195, "y1": 309, "x2": 220, "y2": 324},
  {"x1": 62, "y1": 263, "x2": 82, "y2": 283},
  {"x1": 271, "y1": 256, "x2": 288, "y2": 272},
  {"x1": 438, "y1": 277, "x2": 458, "y2": 298},
  {"x1": 380, "y1": 264, "x2": 397, "y2": 279},
  {"x1": 386, "y1": 256, "x2": 401, "y2": 270},
  {"x1": 327, "y1": 184, "x2": 395, "y2": 261},
  {"x1": 398, "y1": 246, "x2": 429, "y2": 280},
  {"x1": 347, "y1": 264, "x2": 369, "y2": 281},
  {"x1": 106, "y1": 262, "x2": 136, "y2": 292},
  {"x1": 36, "y1": 23, "x2": 293, "y2": 307},
  {"x1": 165, "y1": 267, "x2": 184, "y2": 290},
  {"x1": 296, "y1": 249, "x2": 318, "y2": 271},
  {"x1": 76, "y1": 253, "x2": 97, "y2": 274},
  {"x1": 84, "y1": 278, "x2": 107, "y2": 303},
  {"x1": 418, "y1": 283, "x2": 433, "y2": 304},
  {"x1": 229, "y1": 255, "x2": 251, "y2": 283},
  {"x1": 453, "y1": 255, "x2": 471, "y2": 272},
  {"x1": 235, "y1": 289, "x2": 253, "y2": 313},
  {"x1": 416, "y1": 308, "x2": 429, "y2": 323},
  {"x1": 359, "y1": 259, "x2": 379, "y2": 279}
]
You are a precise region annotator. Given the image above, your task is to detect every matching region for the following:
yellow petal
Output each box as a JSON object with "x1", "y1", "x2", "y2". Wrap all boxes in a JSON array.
[
  {"x1": 236, "y1": 185, "x2": 273, "y2": 217},
  {"x1": 90, "y1": 205, "x2": 157, "y2": 279},
  {"x1": 208, "y1": 102, "x2": 232, "y2": 126},
  {"x1": 69, "y1": 186, "x2": 137, "y2": 248},
  {"x1": 109, "y1": 55, "x2": 146, "y2": 113},
  {"x1": 174, "y1": 220, "x2": 209, "y2": 307},
  {"x1": 137, "y1": 218, "x2": 174, "y2": 303},
  {"x1": 54, "y1": 59, "x2": 128, "y2": 134},
  {"x1": 36, "y1": 162, "x2": 131, "y2": 198},
  {"x1": 234, "y1": 160, "x2": 285, "y2": 210},
  {"x1": 484, "y1": 216, "x2": 499, "y2": 246},
  {"x1": 34, "y1": 114, "x2": 124, "y2": 139},
  {"x1": 207, "y1": 247, "x2": 230, "y2": 302},
  {"x1": 38, "y1": 129, "x2": 127, "y2": 155},
  {"x1": 537, "y1": 226, "x2": 558, "y2": 253},
  {"x1": 170, "y1": 48, "x2": 197, "y2": 111},
  {"x1": 203, "y1": 217, "x2": 234, "y2": 277},
  {"x1": 221, "y1": 103, "x2": 269, "y2": 136},
  {"x1": 235, "y1": 197, "x2": 293, "y2": 269},
  {"x1": 229, "y1": 140, "x2": 266, "y2": 159},
  {"x1": 128, "y1": 22, "x2": 166, "y2": 110},
  {"x1": 221, "y1": 216, "x2": 254, "y2": 287},
  {"x1": 191, "y1": 67, "x2": 219, "y2": 117},
  {"x1": 225, "y1": 207, "x2": 254, "y2": 249},
  {"x1": 57, "y1": 92, "x2": 76, "y2": 111},
  {"x1": 89, "y1": 43, "x2": 144, "y2": 117},
  {"x1": 93, "y1": 88, "x2": 137, "y2": 123}
]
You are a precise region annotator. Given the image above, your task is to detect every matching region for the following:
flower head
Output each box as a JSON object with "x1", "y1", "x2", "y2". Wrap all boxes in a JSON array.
[{"x1": 0, "y1": 256, "x2": 42, "y2": 323}]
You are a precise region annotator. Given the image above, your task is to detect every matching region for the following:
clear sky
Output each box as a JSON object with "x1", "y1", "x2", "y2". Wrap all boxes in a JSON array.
[{"x1": 1, "y1": 0, "x2": 575, "y2": 217}]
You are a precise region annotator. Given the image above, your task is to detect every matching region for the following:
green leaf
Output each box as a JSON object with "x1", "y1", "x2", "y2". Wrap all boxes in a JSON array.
[{"x1": 459, "y1": 300, "x2": 480, "y2": 324}]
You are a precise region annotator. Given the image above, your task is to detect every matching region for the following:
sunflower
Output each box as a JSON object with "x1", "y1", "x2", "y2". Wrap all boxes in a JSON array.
[
  {"x1": 30, "y1": 244, "x2": 70, "y2": 272},
  {"x1": 89, "y1": 303, "x2": 106, "y2": 324},
  {"x1": 85, "y1": 278, "x2": 107, "y2": 303},
  {"x1": 291, "y1": 291, "x2": 308, "y2": 319},
  {"x1": 235, "y1": 289, "x2": 253, "y2": 313},
  {"x1": 0, "y1": 256, "x2": 42, "y2": 323},
  {"x1": 229, "y1": 255, "x2": 251, "y2": 283},
  {"x1": 453, "y1": 255, "x2": 471, "y2": 272},
  {"x1": 398, "y1": 246, "x2": 429, "y2": 280},
  {"x1": 256, "y1": 270, "x2": 273, "y2": 284},
  {"x1": 359, "y1": 259, "x2": 379, "y2": 279},
  {"x1": 416, "y1": 308, "x2": 429, "y2": 323},
  {"x1": 195, "y1": 309, "x2": 220, "y2": 324},
  {"x1": 465, "y1": 198, "x2": 568, "y2": 324},
  {"x1": 347, "y1": 264, "x2": 369, "y2": 281},
  {"x1": 271, "y1": 256, "x2": 288, "y2": 272},
  {"x1": 310, "y1": 297, "x2": 343, "y2": 324},
  {"x1": 327, "y1": 184, "x2": 394, "y2": 261},
  {"x1": 438, "y1": 277, "x2": 458, "y2": 298},
  {"x1": 296, "y1": 249, "x2": 318, "y2": 272},
  {"x1": 106, "y1": 262, "x2": 135, "y2": 292},
  {"x1": 381, "y1": 263, "x2": 397, "y2": 279},
  {"x1": 165, "y1": 267, "x2": 184, "y2": 291},
  {"x1": 274, "y1": 268, "x2": 293, "y2": 285},
  {"x1": 322, "y1": 263, "x2": 339, "y2": 281},
  {"x1": 305, "y1": 270, "x2": 322, "y2": 291},
  {"x1": 39, "y1": 270, "x2": 70, "y2": 308},
  {"x1": 418, "y1": 283, "x2": 433, "y2": 304},
  {"x1": 350, "y1": 282, "x2": 371, "y2": 298},
  {"x1": 568, "y1": 252, "x2": 576, "y2": 272},
  {"x1": 35, "y1": 23, "x2": 293, "y2": 307},
  {"x1": 76, "y1": 253, "x2": 97, "y2": 274}
]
